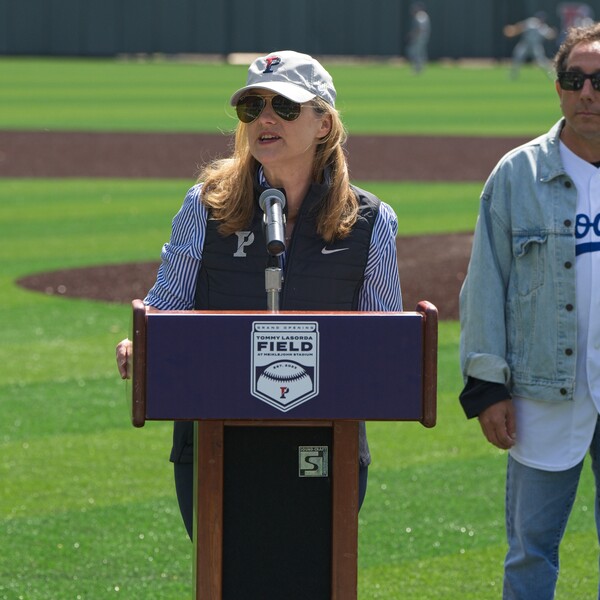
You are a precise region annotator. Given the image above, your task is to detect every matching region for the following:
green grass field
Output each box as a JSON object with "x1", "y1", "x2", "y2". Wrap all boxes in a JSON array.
[
  {"x1": 1, "y1": 58, "x2": 597, "y2": 599},
  {"x1": 0, "y1": 56, "x2": 562, "y2": 135}
]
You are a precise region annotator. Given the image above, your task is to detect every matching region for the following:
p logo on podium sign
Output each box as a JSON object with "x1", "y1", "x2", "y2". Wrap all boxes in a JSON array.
[
  {"x1": 299, "y1": 446, "x2": 329, "y2": 477},
  {"x1": 251, "y1": 321, "x2": 319, "y2": 412}
]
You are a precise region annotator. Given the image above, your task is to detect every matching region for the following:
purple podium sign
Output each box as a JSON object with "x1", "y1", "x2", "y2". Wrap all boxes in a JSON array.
[{"x1": 132, "y1": 305, "x2": 437, "y2": 426}]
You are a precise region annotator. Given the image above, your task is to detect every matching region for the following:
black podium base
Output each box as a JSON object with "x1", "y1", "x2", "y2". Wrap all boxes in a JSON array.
[{"x1": 222, "y1": 426, "x2": 333, "y2": 600}]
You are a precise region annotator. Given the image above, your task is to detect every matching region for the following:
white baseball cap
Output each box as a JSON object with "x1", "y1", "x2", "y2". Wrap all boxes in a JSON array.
[{"x1": 230, "y1": 50, "x2": 336, "y2": 108}]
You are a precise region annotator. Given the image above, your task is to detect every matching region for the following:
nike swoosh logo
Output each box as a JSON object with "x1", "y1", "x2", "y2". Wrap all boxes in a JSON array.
[{"x1": 321, "y1": 247, "x2": 349, "y2": 255}]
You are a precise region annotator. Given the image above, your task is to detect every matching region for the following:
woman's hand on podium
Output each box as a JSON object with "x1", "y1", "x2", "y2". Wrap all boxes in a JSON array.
[{"x1": 116, "y1": 338, "x2": 132, "y2": 379}]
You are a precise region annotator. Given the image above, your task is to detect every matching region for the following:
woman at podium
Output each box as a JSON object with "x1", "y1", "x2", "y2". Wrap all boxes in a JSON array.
[{"x1": 116, "y1": 50, "x2": 402, "y2": 540}]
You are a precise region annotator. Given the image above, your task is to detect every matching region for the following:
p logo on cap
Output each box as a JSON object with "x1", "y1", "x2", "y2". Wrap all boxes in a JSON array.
[{"x1": 263, "y1": 56, "x2": 281, "y2": 73}]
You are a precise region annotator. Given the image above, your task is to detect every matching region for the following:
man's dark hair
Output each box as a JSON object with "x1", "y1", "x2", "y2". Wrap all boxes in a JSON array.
[{"x1": 554, "y1": 23, "x2": 600, "y2": 74}]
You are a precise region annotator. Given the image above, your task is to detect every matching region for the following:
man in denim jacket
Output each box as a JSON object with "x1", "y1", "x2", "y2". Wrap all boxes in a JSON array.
[{"x1": 460, "y1": 24, "x2": 600, "y2": 599}]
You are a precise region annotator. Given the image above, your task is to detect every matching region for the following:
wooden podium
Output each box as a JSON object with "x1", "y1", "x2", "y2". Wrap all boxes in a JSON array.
[{"x1": 130, "y1": 300, "x2": 437, "y2": 600}]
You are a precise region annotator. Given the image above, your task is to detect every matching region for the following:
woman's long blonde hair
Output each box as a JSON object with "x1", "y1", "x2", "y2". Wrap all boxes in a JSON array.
[{"x1": 197, "y1": 98, "x2": 358, "y2": 243}]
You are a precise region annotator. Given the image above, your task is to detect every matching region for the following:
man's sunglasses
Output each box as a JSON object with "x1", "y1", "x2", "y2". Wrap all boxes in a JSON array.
[
  {"x1": 557, "y1": 71, "x2": 600, "y2": 91},
  {"x1": 236, "y1": 94, "x2": 304, "y2": 123}
]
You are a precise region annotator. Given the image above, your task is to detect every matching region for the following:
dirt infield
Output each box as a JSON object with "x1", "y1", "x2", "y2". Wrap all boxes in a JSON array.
[
  {"x1": 16, "y1": 232, "x2": 472, "y2": 320},
  {"x1": 4, "y1": 130, "x2": 519, "y2": 319},
  {"x1": 0, "y1": 130, "x2": 527, "y2": 181}
]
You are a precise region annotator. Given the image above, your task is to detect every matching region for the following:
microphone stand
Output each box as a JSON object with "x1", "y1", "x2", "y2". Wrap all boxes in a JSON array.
[{"x1": 265, "y1": 254, "x2": 283, "y2": 313}]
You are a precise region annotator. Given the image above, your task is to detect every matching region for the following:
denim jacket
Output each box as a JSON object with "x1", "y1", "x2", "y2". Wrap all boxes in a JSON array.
[{"x1": 460, "y1": 119, "x2": 578, "y2": 403}]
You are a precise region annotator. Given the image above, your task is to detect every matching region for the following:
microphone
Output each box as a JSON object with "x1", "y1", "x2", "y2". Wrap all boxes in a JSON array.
[{"x1": 258, "y1": 189, "x2": 287, "y2": 256}]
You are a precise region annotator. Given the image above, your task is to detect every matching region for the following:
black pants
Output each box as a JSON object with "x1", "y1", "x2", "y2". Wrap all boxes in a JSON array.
[{"x1": 174, "y1": 462, "x2": 369, "y2": 541}]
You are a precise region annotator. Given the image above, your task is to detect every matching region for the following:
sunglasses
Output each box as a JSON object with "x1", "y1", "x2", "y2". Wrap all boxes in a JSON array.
[
  {"x1": 557, "y1": 71, "x2": 600, "y2": 91},
  {"x1": 235, "y1": 94, "x2": 304, "y2": 123}
]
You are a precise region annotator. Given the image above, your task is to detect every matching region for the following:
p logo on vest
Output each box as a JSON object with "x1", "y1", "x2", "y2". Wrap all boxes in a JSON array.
[{"x1": 234, "y1": 231, "x2": 255, "y2": 257}]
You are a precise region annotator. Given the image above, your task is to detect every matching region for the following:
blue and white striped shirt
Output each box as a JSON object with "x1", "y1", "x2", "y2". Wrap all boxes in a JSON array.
[{"x1": 145, "y1": 183, "x2": 402, "y2": 312}]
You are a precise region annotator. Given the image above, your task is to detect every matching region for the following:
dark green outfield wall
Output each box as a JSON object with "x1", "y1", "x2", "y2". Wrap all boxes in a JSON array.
[{"x1": 1, "y1": 0, "x2": 598, "y2": 59}]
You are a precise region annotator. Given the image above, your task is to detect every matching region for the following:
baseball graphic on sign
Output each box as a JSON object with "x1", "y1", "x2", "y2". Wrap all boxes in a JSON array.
[{"x1": 256, "y1": 360, "x2": 314, "y2": 406}]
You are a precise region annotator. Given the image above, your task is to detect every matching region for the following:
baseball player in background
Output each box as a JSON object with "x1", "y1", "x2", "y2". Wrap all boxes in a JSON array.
[{"x1": 504, "y1": 11, "x2": 557, "y2": 79}]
